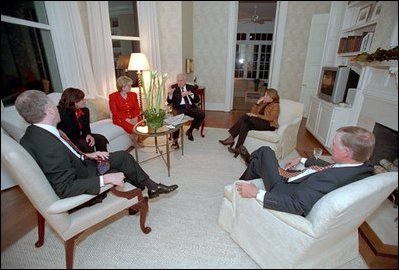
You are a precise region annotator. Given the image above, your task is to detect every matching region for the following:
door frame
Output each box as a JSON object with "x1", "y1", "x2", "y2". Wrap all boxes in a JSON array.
[{"x1": 225, "y1": 1, "x2": 288, "y2": 111}]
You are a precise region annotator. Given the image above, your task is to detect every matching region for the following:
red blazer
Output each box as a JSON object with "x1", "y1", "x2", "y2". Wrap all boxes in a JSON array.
[{"x1": 109, "y1": 91, "x2": 141, "y2": 133}]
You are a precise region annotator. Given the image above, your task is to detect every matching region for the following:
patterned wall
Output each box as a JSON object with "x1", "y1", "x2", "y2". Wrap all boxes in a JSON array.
[
  {"x1": 278, "y1": 1, "x2": 331, "y2": 101},
  {"x1": 371, "y1": 1, "x2": 398, "y2": 51}
]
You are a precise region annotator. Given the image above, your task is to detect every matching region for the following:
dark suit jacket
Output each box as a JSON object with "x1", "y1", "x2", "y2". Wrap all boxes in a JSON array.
[
  {"x1": 263, "y1": 157, "x2": 374, "y2": 216},
  {"x1": 57, "y1": 106, "x2": 91, "y2": 140},
  {"x1": 167, "y1": 84, "x2": 200, "y2": 110},
  {"x1": 20, "y1": 125, "x2": 100, "y2": 198}
]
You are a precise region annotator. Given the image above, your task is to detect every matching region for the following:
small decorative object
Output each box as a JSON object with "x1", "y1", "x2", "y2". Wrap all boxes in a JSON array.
[
  {"x1": 370, "y1": 2, "x2": 382, "y2": 21},
  {"x1": 142, "y1": 71, "x2": 168, "y2": 130},
  {"x1": 356, "y1": 4, "x2": 372, "y2": 25},
  {"x1": 254, "y1": 78, "x2": 260, "y2": 91}
]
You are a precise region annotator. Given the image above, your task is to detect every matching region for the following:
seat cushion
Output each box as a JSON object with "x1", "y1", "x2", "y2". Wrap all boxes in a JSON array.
[{"x1": 247, "y1": 129, "x2": 280, "y2": 143}]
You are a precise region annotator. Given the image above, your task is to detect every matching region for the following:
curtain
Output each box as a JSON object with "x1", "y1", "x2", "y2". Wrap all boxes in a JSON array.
[
  {"x1": 86, "y1": 1, "x2": 116, "y2": 98},
  {"x1": 137, "y1": 1, "x2": 161, "y2": 72},
  {"x1": 45, "y1": 1, "x2": 97, "y2": 98}
]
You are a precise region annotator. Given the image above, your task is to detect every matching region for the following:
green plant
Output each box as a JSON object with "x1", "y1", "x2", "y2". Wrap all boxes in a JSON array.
[{"x1": 141, "y1": 71, "x2": 168, "y2": 112}]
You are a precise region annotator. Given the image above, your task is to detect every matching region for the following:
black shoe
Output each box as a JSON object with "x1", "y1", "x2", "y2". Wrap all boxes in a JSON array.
[
  {"x1": 239, "y1": 145, "x2": 251, "y2": 166},
  {"x1": 218, "y1": 139, "x2": 234, "y2": 147},
  {"x1": 186, "y1": 130, "x2": 194, "y2": 141},
  {"x1": 228, "y1": 147, "x2": 240, "y2": 158},
  {"x1": 171, "y1": 141, "x2": 180, "y2": 149},
  {"x1": 148, "y1": 183, "x2": 178, "y2": 199}
]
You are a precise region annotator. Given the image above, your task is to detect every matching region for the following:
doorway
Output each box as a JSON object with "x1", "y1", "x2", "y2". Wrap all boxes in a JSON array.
[{"x1": 233, "y1": 1, "x2": 277, "y2": 111}]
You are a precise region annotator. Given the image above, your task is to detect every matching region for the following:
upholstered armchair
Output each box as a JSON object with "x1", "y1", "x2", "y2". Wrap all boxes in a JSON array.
[
  {"x1": 1, "y1": 132, "x2": 151, "y2": 269},
  {"x1": 244, "y1": 99, "x2": 304, "y2": 160},
  {"x1": 218, "y1": 172, "x2": 398, "y2": 268}
]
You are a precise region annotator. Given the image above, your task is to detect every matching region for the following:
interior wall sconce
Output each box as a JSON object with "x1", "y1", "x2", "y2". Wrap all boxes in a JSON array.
[{"x1": 185, "y1": 58, "x2": 194, "y2": 74}]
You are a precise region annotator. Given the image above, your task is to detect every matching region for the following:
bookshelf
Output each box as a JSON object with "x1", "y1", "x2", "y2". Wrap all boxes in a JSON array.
[{"x1": 337, "y1": 1, "x2": 379, "y2": 57}]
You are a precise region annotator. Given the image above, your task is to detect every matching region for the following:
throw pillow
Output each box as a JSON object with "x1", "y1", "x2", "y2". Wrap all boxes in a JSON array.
[{"x1": 86, "y1": 98, "x2": 110, "y2": 123}]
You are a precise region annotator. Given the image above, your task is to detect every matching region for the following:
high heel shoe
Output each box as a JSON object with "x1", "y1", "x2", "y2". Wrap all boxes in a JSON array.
[
  {"x1": 228, "y1": 147, "x2": 240, "y2": 158},
  {"x1": 219, "y1": 138, "x2": 234, "y2": 147}
]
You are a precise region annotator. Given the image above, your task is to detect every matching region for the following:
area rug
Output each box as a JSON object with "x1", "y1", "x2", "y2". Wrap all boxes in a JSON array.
[{"x1": 1, "y1": 127, "x2": 367, "y2": 269}]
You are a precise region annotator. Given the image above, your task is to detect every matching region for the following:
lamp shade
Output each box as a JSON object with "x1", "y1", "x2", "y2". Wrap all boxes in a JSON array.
[{"x1": 127, "y1": 53, "x2": 150, "y2": 71}]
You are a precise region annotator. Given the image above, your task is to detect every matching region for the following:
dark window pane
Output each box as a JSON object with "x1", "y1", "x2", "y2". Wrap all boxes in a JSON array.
[
  {"x1": 256, "y1": 33, "x2": 261, "y2": 40},
  {"x1": 109, "y1": 1, "x2": 139, "y2": 37},
  {"x1": 1, "y1": 1, "x2": 48, "y2": 24},
  {"x1": 242, "y1": 33, "x2": 246, "y2": 40},
  {"x1": 1, "y1": 22, "x2": 61, "y2": 107}
]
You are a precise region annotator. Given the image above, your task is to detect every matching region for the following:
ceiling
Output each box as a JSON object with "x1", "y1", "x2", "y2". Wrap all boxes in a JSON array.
[{"x1": 238, "y1": 1, "x2": 277, "y2": 22}]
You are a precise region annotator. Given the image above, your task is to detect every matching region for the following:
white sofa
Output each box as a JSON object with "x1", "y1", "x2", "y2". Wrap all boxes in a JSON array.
[
  {"x1": 1, "y1": 92, "x2": 132, "y2": 190},
  {"x1": 218, "y1": 172, "x2": 398, "y2": 268},
  {"x1": 244, "y1": 98, "x2": 304, "y2": 160}
]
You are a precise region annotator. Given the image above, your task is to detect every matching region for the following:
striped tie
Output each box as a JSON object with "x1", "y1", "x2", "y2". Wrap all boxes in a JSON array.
[{"x1": 278, "y1": 164, "x2": 334, "y2": 179}]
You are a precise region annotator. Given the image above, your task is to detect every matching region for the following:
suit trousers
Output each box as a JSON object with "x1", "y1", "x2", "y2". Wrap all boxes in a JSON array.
[
  {"x1": 228, "y1": 114, "x2": 275, "y2": 149},
  {"x1": 172, "y1": 105, "x2": 205, "y2": 140},
  {"x1": 239, "y1": 146, "x2": 284, "y2": 191},
  {"x1": 107, "y1": 150, "x2": 149, "y2": 189}
]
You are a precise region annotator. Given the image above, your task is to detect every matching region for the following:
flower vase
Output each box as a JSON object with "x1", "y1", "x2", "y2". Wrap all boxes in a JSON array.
[{"x1": 144, "y1": 108, "x2": 165, "y2": 131}]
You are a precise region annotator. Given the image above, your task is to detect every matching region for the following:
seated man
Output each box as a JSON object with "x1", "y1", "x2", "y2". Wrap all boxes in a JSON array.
[
  {"x1": 167, "y1": 73, "x2": 205, "y2": 148},
  {"x1": 15, "y1": 90, "x2": 178, "y2": 200},
  {"x1": 236, "y1": 126, "x2": 375, "y2": 216}
]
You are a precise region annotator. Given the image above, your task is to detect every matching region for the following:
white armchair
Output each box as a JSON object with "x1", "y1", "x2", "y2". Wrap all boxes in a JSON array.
[
  {"x1": 244, "y1": 99, "x2": 304, "y2": 160},
  {"x1": 218, "y1": 172, "x2": 398, "y2": 268},
  {"x1": 1, "y1": 132, "x2": 151, "y2": 269}
]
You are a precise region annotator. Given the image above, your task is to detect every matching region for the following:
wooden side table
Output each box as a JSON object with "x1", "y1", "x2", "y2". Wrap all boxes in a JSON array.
[{"x1": 196, "y1": 86, "x2": 206, "y2": 137}]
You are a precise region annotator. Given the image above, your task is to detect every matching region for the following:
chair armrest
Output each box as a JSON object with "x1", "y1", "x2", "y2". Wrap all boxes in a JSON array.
[{"x1": 46, "y1": 184, "x2": 113, "y2": 214}]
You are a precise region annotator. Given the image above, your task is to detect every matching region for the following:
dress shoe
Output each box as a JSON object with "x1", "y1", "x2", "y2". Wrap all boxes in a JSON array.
[
  {"x1": 171, "y1": 141, "x2": 180, "y2": 149},
  {"x1": 228, "y1": 147, "x2": 240, "y2": 158},
  {"x1": 218, "y1": 138, "x2": 234, "y2": 147},
  {"x1": 239, "y1": 145, "x2": 251, "y2": 166},
  {"x1": 148, "y1": 183, "x2": 178, "y2": 199},
  {"x1": 186, "y1": 130, "x2": 194, "y2": 141}
]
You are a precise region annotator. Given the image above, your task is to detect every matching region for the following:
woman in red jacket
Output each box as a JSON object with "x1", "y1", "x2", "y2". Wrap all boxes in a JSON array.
[{"x1": 109, "y1": 76, "x2": 143, "y2": 147}]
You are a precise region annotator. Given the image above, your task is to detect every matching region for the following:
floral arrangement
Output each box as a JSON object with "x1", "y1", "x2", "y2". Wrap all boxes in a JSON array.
[
  {"x1": 142, "y1": 71, "x2": 168, "y2": 112},
  {"x1": 352, "y1": 46, "x2": 398, "y2": 63},
  {"x1": 141, "y1": 71, "x2": 168, "y2": 130}
]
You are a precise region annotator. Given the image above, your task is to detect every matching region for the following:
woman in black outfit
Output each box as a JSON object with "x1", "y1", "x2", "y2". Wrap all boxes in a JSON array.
[{"x1": 57, "y1": 87, "x2": 108, "y2": 153}]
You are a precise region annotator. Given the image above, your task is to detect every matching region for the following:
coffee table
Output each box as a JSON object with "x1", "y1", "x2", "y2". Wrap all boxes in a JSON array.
[{"x1": 133, "y1": 119, "x2": 185, "y2": 177}]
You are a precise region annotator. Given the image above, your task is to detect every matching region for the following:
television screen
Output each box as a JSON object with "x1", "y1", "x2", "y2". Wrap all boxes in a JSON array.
[{"x1": 320, "y1": 70, "x2": 337, "y2": 96}]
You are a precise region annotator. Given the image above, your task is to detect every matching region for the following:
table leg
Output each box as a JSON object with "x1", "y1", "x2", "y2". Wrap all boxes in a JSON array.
[
  {"x1": 135, "y1": 146, "x2": 139, "y2": 162},
  {"x1": 180, "y1": 125, "x2": 184, "y2": 156},
  {"x1": 155, "y1": 136, "x2": 158, "y2": 153},
  {"x1": 166, "y1": 134, "x2": 170, "y2": 177}
]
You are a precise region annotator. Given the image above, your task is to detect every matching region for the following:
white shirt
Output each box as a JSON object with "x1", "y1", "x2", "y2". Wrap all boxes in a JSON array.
[
  {"x1": 179, "y1": 86, "x2": 192, "y2": 106},
  {"x1": 34, "y1": 124, "x2": 105, "y2": 187},
  {"x1": 255, "y1": 158, "x2": 363, "y2": 203}
]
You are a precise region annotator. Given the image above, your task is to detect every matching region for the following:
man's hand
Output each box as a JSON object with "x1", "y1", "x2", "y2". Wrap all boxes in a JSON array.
[
  {"x1": 86, "y1": 134, "x2": 95, "y2": 147},
  {"x1": 85, "y1": 151, "x2": 109, "y2": 161},
  {"x1": 167, "y1": 86, "x2": 175, "y2": 95},
  {"x1": 236, "y1": 182, "x2": 258, "y2": 198},
  {"x1": 283, "y1": 157, "x2": 301, "y2": 170},
  {"x1": 103, "y1": 172, "x2": 125, "y2": 187}
]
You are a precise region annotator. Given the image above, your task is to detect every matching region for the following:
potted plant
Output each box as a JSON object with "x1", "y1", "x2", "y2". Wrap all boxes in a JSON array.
[{"x1": 142, "y1": 71, "x2": 168, "y2": 130}]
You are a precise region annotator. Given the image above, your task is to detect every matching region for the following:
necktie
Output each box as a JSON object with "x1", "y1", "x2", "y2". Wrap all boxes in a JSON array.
[
  {"x1": 278, "y1": 164, "x2": 334, "y2": 179},
  {"x1": 59, "y1": 130, "x2": 110, "y2": 174},
  {"x1": 182, "y1": 88, "x2": 191, "y2": 109},
  {"x1": 59, "y1": 129, "x2": 83, "y2": 155}
]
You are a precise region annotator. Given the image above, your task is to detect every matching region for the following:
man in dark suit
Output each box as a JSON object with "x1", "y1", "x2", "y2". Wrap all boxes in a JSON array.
[
  {"x1": 15, "y1": 90, "x2": 178, "y2": 200},
  {"x1": 236, "y1": 126, "x2": 375, "y2": 216},
  {"x1": 167, "y1": 73, "x2": 205, "y2": 148}
]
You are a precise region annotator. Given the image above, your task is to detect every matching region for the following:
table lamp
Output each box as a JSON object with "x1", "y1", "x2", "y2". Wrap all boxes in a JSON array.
[{"x1": 127, "y1": 53, "x2": 150, "y2": 110}]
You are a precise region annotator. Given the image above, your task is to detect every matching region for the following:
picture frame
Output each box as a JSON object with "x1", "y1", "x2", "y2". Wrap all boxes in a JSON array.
[
  {"x1": 370, "y1": 2, "x2": 382, "y2": 21},
  {"x1": 356, "y1": 4, "x2": 372, "y2": 25}
]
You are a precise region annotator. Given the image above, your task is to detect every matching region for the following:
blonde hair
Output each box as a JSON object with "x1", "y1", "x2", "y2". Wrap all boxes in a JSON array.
[
  {"x1": 337, "y1": 126, "x2": 375, "y2": 162},
  {"x1": 116, "y1": 76, "x2": 133, "y2": 92}
]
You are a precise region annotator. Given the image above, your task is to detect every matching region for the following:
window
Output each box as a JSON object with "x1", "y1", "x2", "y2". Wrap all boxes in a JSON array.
[
  {"x1": 108, "y1": 1, "x2": 140, "y2": 84},
  {"x1": 234, "y1": 32, "x2": 273, "y2": 85},
  {"x1": 1, "y1": 1, "x2": 61, "y2": 107}
]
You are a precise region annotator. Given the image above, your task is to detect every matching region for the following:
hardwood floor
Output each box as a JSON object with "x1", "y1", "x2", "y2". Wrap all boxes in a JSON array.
[{"x1": 1, "y1": 110, "x2": 396, "y2": 268}]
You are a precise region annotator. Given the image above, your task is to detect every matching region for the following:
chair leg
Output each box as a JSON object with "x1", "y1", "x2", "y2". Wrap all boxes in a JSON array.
[
  {"x1": 35, "y1": 211, "x2": 45, "y2": 247},
  {"x1": 65, "y1": 234, "x2": 79, "y2": 269}
]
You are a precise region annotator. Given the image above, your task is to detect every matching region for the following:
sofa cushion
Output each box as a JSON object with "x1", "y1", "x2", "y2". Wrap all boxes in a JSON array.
[
  {"x1": 247, "y1": 130, "x2": 280, "y2": 143},
  {"x1": 86, "y1": 98, "x2": 110, "y2": 123},
  {"x1": 278, "y1": 99, "x2": 304, "y2": 126}
]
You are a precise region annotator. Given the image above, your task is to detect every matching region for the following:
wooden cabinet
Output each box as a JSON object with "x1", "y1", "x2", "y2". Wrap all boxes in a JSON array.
[{"x1": 306, "y1": 96, "x2": 354, "y2": 150}]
